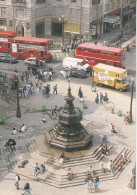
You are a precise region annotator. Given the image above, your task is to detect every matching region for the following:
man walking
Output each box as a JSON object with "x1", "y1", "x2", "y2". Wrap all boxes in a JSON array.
[
  {"x1": 53, "y1": 84, "x2": 58, "y2": 94},
  {"x1": 15, "y1": 174, "x2": 20, "y2": 190}
]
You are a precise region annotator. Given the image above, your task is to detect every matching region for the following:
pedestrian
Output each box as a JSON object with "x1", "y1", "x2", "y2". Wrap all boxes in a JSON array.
[
  {"x1": 11, "y1": 127, "x2": 17, "y2": 135},
  {"x1": 111, "y1": 125, "x2": 117, "y2": 133},
  {"x1": 90, "y1": 69, "x2": 92, "y2": 77},
  {"x1": 21, "y1": 73, "x2": 24, "y2": 81},
  {"x1": 15, "y1": 174, "x2": 20, "y2": 190},
  {"x1": 94, "y1": 176, "x2": 99, "y2": 192},
  {"x1": 53, "y1": 84, "x2": 58, "y2": 94},
  {"x1": 126, "y1": 45, "x2": 130, "y2": 52},
  {"x1": 88, "y1": 165, "x2": 94, "y2": 177},
  {"x1": 0, "y1": 84, "x2": 3, "y2": 95},
  {"x1": 38, "y1": 83, "x2": 42, "y2": 92},
  {"x1": 49, "y1": 71, "x2": 52, "y2": 81},
  {"x1": 107, "y1": 160, "x2": 114, "y2": 173},
  {"x1": 101, "y1": 134, "x2": 107, "y2": 145},
  {"x1": 5, "y1": 87, "x2": 9, "y2": 100},
  {"x1": 95, "y1": 93, "x2": 99, "y2": 104},
  {"x1": 45, "y1": 84, "x2": 50, "y2": 98},
  {"x1": 23, "y1": 182, "x2": 31, "y2": 195},
  {"x1": 40, "y1": 164, "x2": 46, "y2": 174},
  {"x1": 34, "y1": 162, "x2": 40, "y2": 176},
  {"x1": 35, "y1": 77, "x2": 38, "y2": 87},
  {"x1": 42, "y1": 86, "x2": 46, "y2": 98},
  {"x1": 67, "y1": 168, "x2": 73, "y2": 180},
  {"x1": 78, "y1": 87, "x2": 83, "y2": 98},
  {"x1": 87, "y1": 178, "x2": 94, "y2": 193},
  {"x1": 100, "y1": 163, "x2": 107, "y2": 174},
  {"x1": 100, "y1": 92, "x2": 103, "y2": 104},
  {"x1": 103, "y1": 93, "x2": 108, "y2": 102}
]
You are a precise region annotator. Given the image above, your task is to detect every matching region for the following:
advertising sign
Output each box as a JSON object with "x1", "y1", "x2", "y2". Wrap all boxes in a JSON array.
[
  {"x1": 12, "y1": 43, "x2": 17, "y2": 53},
  {"x1": 97, "y1": 72, "x2": 109, "y2": 81},
  {"x1": 18, "y1": 44, "x2": 45, "y2": 51},
  {"x1": 0, "y1": 38, "x2": 8, "y2": 42}
]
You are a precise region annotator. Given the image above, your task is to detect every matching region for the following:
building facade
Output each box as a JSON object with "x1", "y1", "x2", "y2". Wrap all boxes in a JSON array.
[{"x1": 0, "y1": 0, "x2": 136, "y2": 39}]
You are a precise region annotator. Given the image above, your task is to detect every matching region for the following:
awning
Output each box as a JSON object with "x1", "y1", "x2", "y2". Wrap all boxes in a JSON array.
[
  {"x1": 104, "y1": 15, "x2": 120, "y2": 23},
  {"x1": 122, "y1": 9, "x2": 132, "y2": 16}
]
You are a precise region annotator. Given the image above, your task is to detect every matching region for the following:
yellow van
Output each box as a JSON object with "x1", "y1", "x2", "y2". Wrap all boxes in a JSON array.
[{"x1": 92, "y1": 63, "x2": 129, "y2": 91}]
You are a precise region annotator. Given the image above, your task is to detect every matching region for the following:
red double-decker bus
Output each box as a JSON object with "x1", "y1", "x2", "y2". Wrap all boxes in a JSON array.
[
  {"x1": 75, "y1": 43, "x2": 125, "y2": 69},
  {"x1": 11, "y1": 36, "x2": 53, "y2": 61},
  {"x1": 0, "y1": 31, "x2": 18, "y2": 53}
]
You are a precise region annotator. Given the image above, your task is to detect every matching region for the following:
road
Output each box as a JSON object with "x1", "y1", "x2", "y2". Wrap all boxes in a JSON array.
[{"x1": 0, "y1": 46, "x2": 136, "y2": 97}]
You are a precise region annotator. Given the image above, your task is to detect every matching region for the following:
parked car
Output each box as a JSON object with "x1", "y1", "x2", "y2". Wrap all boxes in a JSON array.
[
  {"x1": 0, "y1": 53, "x2": 17, "y2": 63},
  {"x1": 70, "y1": 69, "x2": 87, "y2": 78},
  {"x1": 24, "y1": 57, "x2": 45, "y2": 66}
]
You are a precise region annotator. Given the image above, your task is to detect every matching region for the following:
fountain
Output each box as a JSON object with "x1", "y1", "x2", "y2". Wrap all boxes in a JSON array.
[{"x1": 45, "y1": 85, "x2": 93, "y2": 151}]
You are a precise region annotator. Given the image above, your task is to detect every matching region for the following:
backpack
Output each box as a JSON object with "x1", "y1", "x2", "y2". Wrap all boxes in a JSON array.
[{"x1": 18, "y1": 176, "x2": 20, "y2": 180}]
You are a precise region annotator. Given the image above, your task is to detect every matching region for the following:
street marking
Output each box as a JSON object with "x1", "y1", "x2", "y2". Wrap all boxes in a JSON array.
[{"x1": 53, "y1": 62, "x2": 62, "y2": 68}]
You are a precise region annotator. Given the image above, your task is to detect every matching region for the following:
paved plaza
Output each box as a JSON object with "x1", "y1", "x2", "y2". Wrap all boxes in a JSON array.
[{"x1": 0, "y1": 77, "x2": 136, "y2": 195}]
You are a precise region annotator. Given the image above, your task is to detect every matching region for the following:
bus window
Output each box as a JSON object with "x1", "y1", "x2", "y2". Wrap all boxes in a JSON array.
[
  {"x1": 97, "y1": 50, "x2": 100, "y2": 53},
  {"x1": 18, "y1": 50, "x2": 24, "y2": 53},
  {"x1": 108, "y1": 53, "x2": 114, "y2": 56},
  {"x1": 114, "y1": 53, "x2": 120, "y2": 56},
  {"x1": 107, "y1": 62, "x2": 113, "y2": 66},
  {"x1": 100, "y1": 51, "x2": 107, "y2": 55},
  {"x1": 84, "y1": 49, "x2": 90, "y2": 52},
  {"x1": 100, "y1": 61, "x2": 107, "y2": 64},
  {"x1": 91, "y1": 50, "x2": 96, "y2": 53},
  {"x1": 78, "y1": 48, "x2": 83, "y2": 51}
]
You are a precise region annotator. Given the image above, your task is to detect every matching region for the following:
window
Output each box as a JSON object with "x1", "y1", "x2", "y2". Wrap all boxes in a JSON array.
[
  {"x1": 0, "y1": 7, "x2": 6, "y2": 17},
  {"x1": 114, "y1": 53, "x2": 120, "y2": 56},
  {"x1": 105, "y1": 4, "x2": 110, "y2": 12},
  {"x1": 36, "y1": 0, "x2": 46, "y2": 4},
  {"x1": 111, "y1": 1, "x2": 115, "y2": 9},
  {"x1": 91, "y1": 50, "x2": 96, "y2": 53},
  {"x1": 71, "y1": 0, "x2": 76, "y2": 2},
  {"x1": 107, "y1": 62, "x2": 113, "y2": 66},
  {"x1": 84, "y1": 49, "x2": 90, "y2": 52},
  {"x1": 92, "y1": 0, "x2": 100, "y2": 5},
  {"x1": 16, "y1": 8, "x2": 24, "y2": 19},
  {"x1": 78, "y1": 48, "x2": 83, "y2": 51},
  {"x1": 0, "y1": 19, "x2": 6, "y2": 25},
  {"x1": 108, "y1": 53, "x2": 114, "y2": 56}
]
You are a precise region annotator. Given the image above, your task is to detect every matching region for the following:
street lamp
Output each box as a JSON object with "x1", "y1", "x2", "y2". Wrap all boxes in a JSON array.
[
  {"x1": 59, "y1": 15, "x2": 67, "y2": 46},
  {"x1": 128, "y1": 75, "x2": 135, "y2": 123},
  {"x1": 14, "y1": 73, "x2": 21, "y2": 118}
]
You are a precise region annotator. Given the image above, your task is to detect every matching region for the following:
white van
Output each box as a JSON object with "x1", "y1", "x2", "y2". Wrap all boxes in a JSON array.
[{"x1": 63, "y1": 57, "x2": 90, "y2": 71}]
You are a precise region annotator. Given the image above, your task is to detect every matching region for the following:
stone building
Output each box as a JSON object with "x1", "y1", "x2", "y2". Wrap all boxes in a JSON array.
[{"x1": 0, "y1": 0, "x2": 136, "y2": 39}]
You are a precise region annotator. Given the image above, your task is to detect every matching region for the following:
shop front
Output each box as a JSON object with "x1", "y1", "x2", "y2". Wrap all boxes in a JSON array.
[{"x1": 104, "y1": 15, "x2": 120, "y2": 32}]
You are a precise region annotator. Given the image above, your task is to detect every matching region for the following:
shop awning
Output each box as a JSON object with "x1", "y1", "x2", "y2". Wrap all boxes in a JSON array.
[
  {"x1": 122, "y1": 9, "x2": 132, "y2": 16},
  {"x1": 104, "y1": 15, "x2": 120, "y2": 24}
]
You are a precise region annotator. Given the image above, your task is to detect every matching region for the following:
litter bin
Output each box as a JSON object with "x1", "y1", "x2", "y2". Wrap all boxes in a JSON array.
[
  {"x1": 118, "y1": 110, "x2": 122, "y2": 116},
  {"x1": 0, "y1": 117, "x2": 4, "y2": 124},
  {"x1": 42, "y1": 106, "x2": 46, "y2": 112}
]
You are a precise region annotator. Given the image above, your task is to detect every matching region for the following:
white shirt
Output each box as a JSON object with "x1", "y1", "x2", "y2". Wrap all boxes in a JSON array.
[
  {"x1": 12, "y1": 129, "x2": 17, "y2": 135},
  {"x1": 21, "y1": 126, "x2": 26, "y2": 132},
  {"x1": 108, "y1": 124, "x2": 113, "y2": 132}
]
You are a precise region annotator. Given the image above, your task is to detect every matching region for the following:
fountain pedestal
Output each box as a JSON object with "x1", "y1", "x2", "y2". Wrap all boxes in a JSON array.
[{"x1": 45, "y1": 87, "x2": 93, "y2": 151}]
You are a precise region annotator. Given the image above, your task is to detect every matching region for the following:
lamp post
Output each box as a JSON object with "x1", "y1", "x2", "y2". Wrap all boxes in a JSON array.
[
  {"x1": 15, "y1": 73, "x2": 21, "y2": 118},
  {"x1": 59, "y1": 15, "x2": 66, "y2": 46},
  {"x1": 128, "y1": 75, "x2": 135, "y2": 123}
]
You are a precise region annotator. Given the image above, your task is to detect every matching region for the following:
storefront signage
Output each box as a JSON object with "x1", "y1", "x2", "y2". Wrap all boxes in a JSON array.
[
  {"x1": 18, "y1": 44, "x2": 45, "y2": 51},
  {"x1": 104, "y1": 15, "x2": 120, "y2": 23},
  {"x1": 0, "y1": 38, "x2": 8, "y2": 42},
  {"x1": 97, "y1": 72, "x2": 109, "y2": 81}
]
